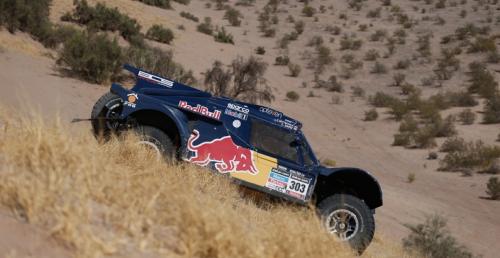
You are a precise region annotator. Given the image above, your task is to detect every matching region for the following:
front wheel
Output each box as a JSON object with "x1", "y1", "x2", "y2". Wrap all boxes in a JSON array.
[
  {"x1": 317, "y1": 194, "x2": 375, "y2": 254},
  {"x1": 134, "y1": 125, "x2": 176, "y2": 161}
]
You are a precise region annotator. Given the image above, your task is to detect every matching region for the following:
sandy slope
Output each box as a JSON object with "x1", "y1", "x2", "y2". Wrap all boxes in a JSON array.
[{"x1": 1, "y1": 0, "x2": 500, "y2": 257}]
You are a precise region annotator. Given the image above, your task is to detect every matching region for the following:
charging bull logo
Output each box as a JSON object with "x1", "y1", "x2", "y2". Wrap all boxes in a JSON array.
[{"x1": 187, "y1": 130, "x2": 258, "y2": 175}]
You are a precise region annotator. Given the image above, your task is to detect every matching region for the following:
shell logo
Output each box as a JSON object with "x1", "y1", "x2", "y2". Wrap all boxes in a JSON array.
[{"x1": 127, "y1": 93, "x2": 138, "y2": 103}]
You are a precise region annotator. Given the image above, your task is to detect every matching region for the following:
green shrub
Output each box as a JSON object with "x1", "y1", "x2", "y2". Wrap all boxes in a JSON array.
[
  {"x1": 255, "y1": 46, "x2": 266, "y2": 55},
  {"x1": 294, "y1": 20, "x2": 305, "y2": 34},
  {"x1": 393, "y1": 133, "x2": 412, "y2": 146},
  {"x1": 486, "y1": 177, "x2": 500, "y2": 200},
  {"x1": 58, "y1": 31, "x2": 123, "y2": 84},
  {"x1": 364, "y1": 109, "x2": 378, "y2": 121},
  {"x1": 369, "y1": 92, "x2": 398, "y2": 107},
  {"x1": 389, "y1": 99, "x2": 411, "y2": 120},
  {"x1": 136, "y1": 0, "x2": 171, "y2": 9},
  {"x1": 407, "y1": 173, "x2": 416, "y2": 183},
  {"x1": 403, "y1": 215, "x2": 474, "y2": 258},
  {"x1": 204, "y1": 56, "x2": 273, "y2": 104},
  {"x1": 483, "y1": 94, "x2": 500, "y2": 124},
  {"x1": 351, "y1": 86, "x2": 365, "y2": 98},
  {"x1": 428, "y1": 152, "x2": 438, "y2": 160},
  {"x1": 0, "y1": 0, "x2": 52, "y2": 36},
  {"x1": 172, "y1": 0, "x2": 190, "y2": 5},
  {"x1": 125, "y1": 46, "x2": 196, "y2": 84},
  {"x1": 214, "y1": 27, "x2": 234, "y2": 44},
  {"x1": 307, "y1": 35, "x2": 324, "y2": 47},
  {"x1": 468, "y1": 37, "x2": 497, "y2": 53},
  {"x1": 364, "y1": 49, "x2": 380, "y2": 61},
  {"x1": 371, "y1": 62, "x2": 387, "y2": 74},
  {"x1": 339, "y1": 35, "x2": 363, "y2": 50},
  {"x1": 274, "y1": 55, "x2": 290, "y2": 66},
  {"x1": 440, "y1": 140, "x2": 500, "y2": 172},
  {"x1": 370, "y1": 29, "x2": 387, "y2": 42},
  {"x1": 286, "y1": 91, "x2": 300, "y2": 102},
  {"x1": 392, "y1": 73, "x2": 406, "y2": 87},
  {"x1": 367, "y1": 7, "x2": 382, "y2": 18},
  {"x1": 467, "y1": 62, "x2": 499, "y2": 99},
  {"x1": 458, "y1": 109, "x2": 476, "y2": 125},
  {"x1": 180, "y1": 11, "x2": 199, "y2": 22},
  {"x1": 446, "y1": 91, "x2": 478, "y2": 107},
  {"x1": 224, "y1": 7, "x2": 242, "y2": 26},
  {"x1": 146, "y1": 24, "x2": 174, "y2": 44},
  {"x1": 315, "y1": 76, "x2": 343, "y2": 93},
  {"x1": 314, "y1": 46, "x2": 333, "y2": 74},
  {"x1": 302, "y1": 5, "x2": 316, "y2": 17},
  {"x1": 394, "y1": 59, "x2": 411, "y2": 69},
  {"x1": 440, "y1": 137, "x2": 467, "y2": 153},
  {"x1": 63, "y1": 0, "x2": 142, "y2": 44},
  {"x1": 288, "y1": 63, "x2": 301, "y2": 77},
  {"x1": 197, "y1": 17, "x2": 214, "y2": 35}
]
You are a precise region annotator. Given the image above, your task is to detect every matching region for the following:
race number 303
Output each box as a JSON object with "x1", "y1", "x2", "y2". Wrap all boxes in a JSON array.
[{"x1": 287, "y1": 179, "x2": 309, "y2": 196}]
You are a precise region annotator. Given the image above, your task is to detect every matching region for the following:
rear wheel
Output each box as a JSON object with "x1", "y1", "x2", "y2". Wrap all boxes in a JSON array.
[
  {"x1": 317, "y1": 194, "x2": 375, "y2": 254},
  {"x1": 135, "y1": 125, "x2": 176, "y2": 161},
  {"x1": 91, "y1": 92, "x2": 123, "y2": 141}
]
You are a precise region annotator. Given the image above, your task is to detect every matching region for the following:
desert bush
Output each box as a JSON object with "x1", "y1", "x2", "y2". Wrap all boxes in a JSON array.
[
  {"x1": 440, "y1": 140, "x2": 500, "y2": 172},
  {"x1": 173, "y1": 0, "x2": 190, "y2": 5},
  {"x1": 286, "y1": 91, "x2": 300, "y2": 102},
  {"x1": 455, "y1": 23, "x2": 490, "y2": 40},
  {"x1": 446, "y1": 91, "x2": 478, "y2": 107},
  {"x1": 392, "y1": 73, "x2": 406, "y2": 87},
  {"x1": 125, "y1": 46, "x2": 196, "y2": 84},
  {"x1": 370, "y1": 29, "x2": 387, "y2": 42},
  {"x1": 367, "y1": 7, "x2": 382, "y2": 18},
  {"x1": 146, "y1": 24, "x2": 174, "y2": 44},
  {"x1": 136, "y1": 0, "x2": 171, "y2": 9},
  {"x1": 370, "y1": 92, "x2": 398, "y2": 107},
  {"x1": 403, "y1": 215, "x2": 474, "y2": 258},
  {"x1": 0, "y1": 0, "x2": 52, "y2": 42},
  {"x1": 339, "y1": 35, "x2": 363, "y2": 50},
  {"x1": 295, "y1": 20, "x2": 305, "y2": 34},
  {"x1": 483, "y1": 94, "x2": 500, "y2": 124},
  {"x1": 371, "y1": 62, "x2": 387, "y2": 74},
  {"x1": 466, "y1": 62, "x2": 499, "y2": 99},
  {"x1": 393, "y1": 133, "x2": 412, "y2": 146},
  {"x1": 326, "y1": 25, "x2": 341, "y2": 35},
  {"x1": 302, "y1": 5, "x2": 316, "y2": 17},
  {"x1": 275, "y1": 55, "x2": 290, "y2": 66},
  {"x1": 440, "y1": 137, "x2": 467, "y2": 153},
  {"x1": 417, "y1": 34, "x2": 432, "y2": 58},
  {"x1": 401, "y1": 84, "x2": 418, "y2": 96},
  {"x1": 351, "y1": 86, "x2": 365, "y2": 98},
  {"x1": 255, "y1": 46, "x2": 266, "y2": 55},
  {"x1": 313, "y1": 46, "x2": 333, "y2": 74},
  {"x1": 224, "y1": 7, "x2": 243, "y2": 26},
  {"x1": 58, "y1": 31, "x2": 122, "y2": 84},
  {"x1": 407, "y1": 173, "x2": 416, "y2": 183},
  {"x1": 315, "y1": 76, "x2": 343, "y2": 93},
  {"x1": 214, "y1": 27, "x2": 234, "y2": 44},
  {"x1": 364, "y1": 109, "x2": 379, "y2": 121},
  {"x1": 458, "y1": 109, "x2": 476, "y2": 125},
  {"x1": 62, "y1": 0, "x2": 141, "y2": 44},
  {"x1": 197, "y1": 17, "x2": 214, "y2": 35},
  {"x1": 486, "y1": 177, "x2": 500, "y2": 200},
  {"x1": 204, "y1": 56, "x2": 273, "y2": 104},
  {"x1": 468, "y1": 37, "x2": 497, "y2": 53},
  {"x1": 428, "y1": 152, "x2": 438, "y2": 160},
  {"x1": 364, "y1": 49, "x2": 380, "y2": 61},
  {"x1": 36, "y1": 24, "x2": 80, "y2": 49},
  {"x1": 288, "y1": 63, "x2": 301, "y2": 77},
  {"x1": 307, "y1": 35, "x2": 324, "y2": 47},
  {"x1": 180, "y1": 11, "x2": 199, "y2": 22},
  {"x1": 394, "y1": 59, "x2": 411, "y2": 70}
]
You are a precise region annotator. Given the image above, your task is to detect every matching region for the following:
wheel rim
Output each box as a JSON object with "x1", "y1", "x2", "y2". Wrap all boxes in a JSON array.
[
  {"x1": 137, "y1": 140, "x2": 162, "y2": 160},
  {"x1": 325, "y1": 209, "x2": 360, "y2": 241},
  {"x1": 104, "y1": 101, "x2": 122, "y2": 130}
]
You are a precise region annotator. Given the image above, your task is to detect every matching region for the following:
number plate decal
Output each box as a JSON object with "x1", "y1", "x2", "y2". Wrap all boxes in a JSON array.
[{"x1": 265, "y1": 166, "x2": 312, "y2": 200}]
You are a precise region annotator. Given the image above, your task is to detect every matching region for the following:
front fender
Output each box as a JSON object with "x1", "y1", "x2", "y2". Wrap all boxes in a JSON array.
[
  {"x1": 316, "y1": 167, "x2": 383, "y2": 209},
  {"x1": 110, "y1": 83, "x2": 191, "y2": 149}
]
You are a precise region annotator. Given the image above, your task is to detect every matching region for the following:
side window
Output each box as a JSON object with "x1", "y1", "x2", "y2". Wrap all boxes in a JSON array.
[
  {"x1": 250, "y1": 120, "x2": 299, "y2": 163},
  {"x1": 300, "y1": 144, "x2": 315, "y2": 167}
]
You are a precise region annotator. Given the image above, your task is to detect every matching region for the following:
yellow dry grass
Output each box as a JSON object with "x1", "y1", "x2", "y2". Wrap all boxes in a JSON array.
[
  {"x1": 0, "y1": 30, "x2": 47, "y2": 57},
  {"x1": 0, "y1": 107, "x2": 411, "y2": 258}
]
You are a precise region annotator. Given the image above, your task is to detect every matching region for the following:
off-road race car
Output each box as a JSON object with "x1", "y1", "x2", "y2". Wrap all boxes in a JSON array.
[{"x1": 91, "y1": 65, "x2": 383, "y2": 254}]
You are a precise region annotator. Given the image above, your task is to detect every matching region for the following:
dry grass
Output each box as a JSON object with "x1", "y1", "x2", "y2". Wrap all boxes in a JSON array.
[{"x1": 0, "y1": 107, "x2": 412, "y2": 258}]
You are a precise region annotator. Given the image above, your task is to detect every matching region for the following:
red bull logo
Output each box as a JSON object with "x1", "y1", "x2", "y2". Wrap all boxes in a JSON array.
[{"x1": 187, "y1": 130, "x2": 258, "y2": 175}]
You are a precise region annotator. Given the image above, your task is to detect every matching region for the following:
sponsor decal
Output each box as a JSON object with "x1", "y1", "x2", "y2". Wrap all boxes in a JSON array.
[
  {"x1": 265, "y1": 166, "x2": 311, "y2": 200},
  {"x1": 224, "y1": 109, "x2": 248, "y2": 120},
  {"x1": 232, "y1": 120, "x2": 241, "y2": 128},
  {"x1": 138, "y1": 71, "x2": 174, "y2": 88},
  {"x1": 178, "y1": 101, "x2": 222, "y2": 120},
  {"x1": 124, "y1": 93, "x2": 138, "y2": 108},
  {"x1": 274, "y1": 118, "x2": 299, "y2": 131},
  {"x1": 259, "y1": 107, "x2": 282, "y2": 118},
  {"x1": 227, "y1": 103, "x2": 250, "y2": 114},
  {"x1": 187, "y1": 130, "x2": 258, "y2": 175}
]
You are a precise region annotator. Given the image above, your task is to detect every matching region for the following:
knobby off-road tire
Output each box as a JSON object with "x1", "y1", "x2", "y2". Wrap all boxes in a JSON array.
[
  {"x1": 91, "y1": 92, "x2": 123, "y2": 141},
  {"x1": 317, "y1": 194, "x2": 375, "y2": 255},
  {"x1": 134, "y1": 125, "x2": 176, "y2": 161}
]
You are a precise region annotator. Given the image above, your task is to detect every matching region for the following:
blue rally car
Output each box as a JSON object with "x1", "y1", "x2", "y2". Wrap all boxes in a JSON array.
[{"x1": 91, "y1": 65, "x2": 383, "y2": 253}]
